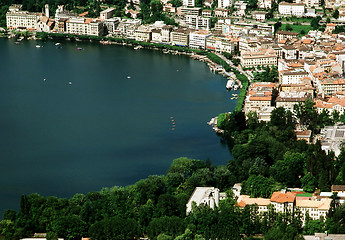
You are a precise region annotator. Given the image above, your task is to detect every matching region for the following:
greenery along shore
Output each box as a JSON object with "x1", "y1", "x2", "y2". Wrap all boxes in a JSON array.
[{"x1": 2, "y1": 103, "x2": 345, "y2": 240}]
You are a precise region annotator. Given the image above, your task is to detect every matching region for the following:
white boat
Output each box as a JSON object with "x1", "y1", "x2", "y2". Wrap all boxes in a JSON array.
[
  {"x1": 127, "y1": 76, "x2": 131, "y2": 79},
  {"x1": 134, "y1": 45, "x2": 142, "y2": 50},
  {"x1": 55, "y1": 43, "x2": 61, "y2": 46},
  {"x1": 226, "y1": 80, "x2": 235, "y2": 89},
  {"x1": 234, "y1": 85, "x2": 239, "y2": 91},
  {"x1": 36, "y1": 45, "x2": 41, "y2": 48}
]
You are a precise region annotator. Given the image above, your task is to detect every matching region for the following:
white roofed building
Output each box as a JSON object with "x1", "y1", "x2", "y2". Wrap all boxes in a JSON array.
[{"x1": 186, "y1": 187, "x2": 226, "y2": 214}]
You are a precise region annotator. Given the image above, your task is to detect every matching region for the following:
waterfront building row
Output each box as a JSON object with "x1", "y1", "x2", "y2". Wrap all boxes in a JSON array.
[{"x1": 187, "y1": 187, "x2": 332, "y2": 226}]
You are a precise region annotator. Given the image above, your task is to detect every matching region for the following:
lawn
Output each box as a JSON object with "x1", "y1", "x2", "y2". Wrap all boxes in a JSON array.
[
  {"x1": 281, "y1": 24, "x2": 314, "y2": 36},
  {"x1": 296, "y1": 192, "x2": 313, "y2": 197}
]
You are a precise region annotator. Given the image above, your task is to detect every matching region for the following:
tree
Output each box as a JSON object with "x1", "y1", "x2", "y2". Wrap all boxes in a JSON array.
[
  {"x1": 333, "y1": 9, "x2": 339, "y2": 19},
  {"x1": 311, "y1": 16, "x2": 321, "y2": 30},
  {"x1": 89, "y1": 217, "x2": 139, "y2": 240},
  {"x1": 285, "y1": 24, "x2": 293, "y2": 31},
  {"x1": 301, "y1": 174, "x2": 317, "y2": 192}
]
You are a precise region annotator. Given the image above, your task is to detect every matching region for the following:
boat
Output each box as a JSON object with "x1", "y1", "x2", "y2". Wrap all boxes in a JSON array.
[
  {"x1": 127, "y1": 76, "x2": 131, "y2": 79},
  {"x1": 36, "y1": 45, "x2": 41, "y2": 48},
  {"x1": 15, "y1": 42, "x2": 20, "y2": 45},
  {"x1": 234, "y1": 85, "x2": 239, "y2": 91},
  {"x1": 133, "y1": 45, "x2": 143, "y2": 50},
  {"x1": 226, "y1": 80, "x2": 235, "y2": 90},
  {"x1": 55, "y1": 43, "x2": 61, "y2": 46},
  {"x1": 77, "y1": 47, "x2": 82, "y2": 50}
]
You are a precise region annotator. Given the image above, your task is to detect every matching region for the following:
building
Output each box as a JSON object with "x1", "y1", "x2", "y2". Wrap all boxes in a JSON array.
[
  {"x1": 304, "y1": 233, "x2": 345, "y2": 240},
  {"x1": 276, "y1": 31, "x2": 299, "y2": 41},
  {"x1": 331, "y1": 185, "x2": 345, "y2": 192},
  {"x1": 189, "y1": 29, "x2": 212, "y2": 49},
  {"x1": 295, "y1": 129, "x2": 312, "y2": 143},
  {"x1": 276, "y1": 91, "x2": 310, "y2": 111},
  {"x1": 177, "y1": 7, "x2": 201, "y2": 16},
  {"x1": 252, "y1": 11, "x2": 266, "y2": 21},
  {"x1": 134, "y1": 25, "x2": 152, "y2": 42},
  {"x1": 6, "y1": 4, "x2": 43, "y2": 31},
  {"x1": 171, "y1": 28, "x2": 193, "y2": 46},
  {"x1": 206, "y1": 35, "x2": 235, "y2": 53},
  {"x1": 296, "y1": 198, "x2": 331, "y2": 225},
  {"x1": 240, "y1": 48, "x2": 278, "y2": 68},
  {"x1": 214, "y1": 8, "x2": 230, "y2": 18},
  {"x1": 186, "y1": 187, "x2": 226, "y2": 214},
  {"x1": 320, "y1": 124, "x2": 345, "y2": 156},
  {"x1": 280, "y1": 70, "x2": 309, "y2": 85},
  {"x1": 103, "y1": 18, "x2": 120, "y2": 35},
  {"x1": 295, "y1": 0, "x2": 320, "y2": 7},
  {"x1": 202, "y1": 9, "x2": 213, "y2": 17},
  {"x1": 185, "y1": 15, "x2": 211, "y2": 30},
  {"x1": 218, "y1": 0, "x2": 233, "y2": 8},
  {"x1": 66, "y1": 17, "x2": 104, "y2": 36},
  {"x1": 183, "y1": 0, "x2": 195, "y2": 7},
  {"x1": 237, "y1": 195, "x2": 271, "y2": 214},
  {"x1": 278, "y1": 2, "x2": 305, "y2": 16},
  {"x1": 100, "y1": 8, "x2": 115, "y2": 20},
  {"x1": 244, "y1": 82, "x2": 275, "y2": 115},
  {"x1": 270, "y1": 190, "x2": 296, "y2": 213}
]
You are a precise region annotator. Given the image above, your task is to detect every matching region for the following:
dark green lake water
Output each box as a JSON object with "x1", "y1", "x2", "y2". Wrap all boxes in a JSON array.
[{"x1": 0, "y1": 38, "x2": 236, "y2": 215}]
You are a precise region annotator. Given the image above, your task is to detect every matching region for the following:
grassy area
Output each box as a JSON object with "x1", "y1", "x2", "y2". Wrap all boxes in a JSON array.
[
  {"x1": 281, "y1": 24, "x2": 313, "y2": 36},
  {"x1": 296, "y1": 193, "x2": 313, "y2": 197}
]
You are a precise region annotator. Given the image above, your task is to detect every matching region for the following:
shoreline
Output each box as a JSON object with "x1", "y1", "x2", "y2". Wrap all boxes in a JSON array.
[{"x1": 3, "y1": 30, "x2": 249, "y2": 125}]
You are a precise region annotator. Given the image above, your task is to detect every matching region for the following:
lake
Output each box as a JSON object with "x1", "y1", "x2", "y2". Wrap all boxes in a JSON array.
[{"x1": 0, "y1": 38, "x2": 236, "y2": 215}]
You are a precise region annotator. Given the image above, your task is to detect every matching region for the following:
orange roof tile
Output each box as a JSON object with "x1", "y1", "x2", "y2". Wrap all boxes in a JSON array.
[{"x1": 270, "y1": 191, "x2": 296, "y2": 203}]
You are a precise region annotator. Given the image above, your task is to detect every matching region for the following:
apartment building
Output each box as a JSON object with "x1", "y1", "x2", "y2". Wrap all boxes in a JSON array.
[
  {"x1": 295, "y1": 0, "x2": 320, "y2": 7},
  {"x1": 6, "y1": 4, "x2": 42, "y2": 30},
  {"x1": 183, "y1": 0, "x2": 195, "y2": 7},
  {"x1": 240, "y1": 48, "x2": 278, "y2": 68},
  {"x1": 185, "y1": 15, "x2": 211, "y2": 30},
  {"x1": 320, "y1": 78, "x2": 345, "y2": 95},
  {"x1": 206, "y1": 35, "x2": 234, "y2": 54},
  {"x1": 171, "y1": 28, "x2": 193, "y2": 46},
  {"x1": 276, "y1": 31, "x2": 299, "y2": 41},
  {"x1": 244, "y1": 82, "x2": 275, "y2": 115},
  {"x1": 276, "y1": 91, "x2": 310, "y2": 111},
  {"x1": 100, "y1": 8, "x2": 115, "y2": 20},
  {"x1": 177, "y1": 7, "x2": 201, "y2": 16},
  {"x1": 280, "y1": 70, "x2": 309, "y2": 85},
  {"x1": 134, "y1": 25, "x2": 152, "y2": 42},
  {"x1": 214, "y1": 8, "x2": 230, "y2": 18},
  {"x1": 236, "y1": 190, "x2": 331, "y2": 226},
  {"x1": 66, "y1": 17, "x2": 104, "y2": 36},
  {"x1": 278, "y1": 2, "x2": 305, "y2": 16},
  {"x1": 237, "y1": 195, "x2": 271, "y2": 214},
  {"x1": 218, "y1": 0, "x2": 233, "y2": 8},
  {"x1": 189, "y1": 29, "x2": 212, "y2": 49}
]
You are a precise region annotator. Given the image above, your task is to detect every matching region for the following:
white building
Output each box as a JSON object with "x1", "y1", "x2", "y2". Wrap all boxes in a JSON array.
[
  {"x1": 295, "y1": 0, "x2": 320, "y2": 7},
  {"x1": 296, "y1": 199, "x2": 331, "y2": 225},
  {"x1": 218, "y1": 0, "x2": 233, "y2": 8},
  {"x1": 206, "y1": 35, "x2": 234, "y2": 53},
  {"x1": 100, "y1": 8, "x2": 115, "y2": 20},
  {"x1": 6, "y1": 4, "x2": 42, "y2": 31},
  {"x1": 185, "y1": 15, "x2": 211, "y2": 30},
  {"x1": 240, "y1": 48, "x2": 278, "y2": 68},
  {"x1": 278, "y1": 2, "x2": 305, "y2": 16},
  {"x1": 66, "y1": 17, "x2": 104, "y2": 36},
  {"x1": 280, "y1": 70, "x2": 309, "y2": 85},
  {"x1": 183, "y1": 0, "x2": 195, "y2": 7},
  {"x1": 189, "y1": 29, "x2": 212, "y2": 49},
  {"x1": 186, "y1": 187, "x2": 226, "y2": 214}
]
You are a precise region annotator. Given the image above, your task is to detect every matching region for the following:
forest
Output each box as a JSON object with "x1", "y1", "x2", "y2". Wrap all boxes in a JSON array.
[{"x1": 1, "y1": 100, "x2": 345, "y2": 240}]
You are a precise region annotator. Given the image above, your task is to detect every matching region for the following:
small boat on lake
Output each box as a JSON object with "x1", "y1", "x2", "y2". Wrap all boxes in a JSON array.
[
  {"x1": 77, "y1": 47, "x2": 82, "y2": 50},
  {"x1": 36, "y1": 45, "x2": 41, "y2": 48}
]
